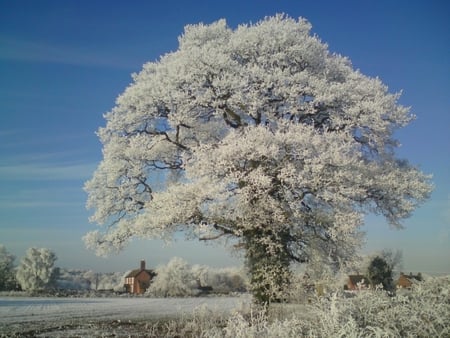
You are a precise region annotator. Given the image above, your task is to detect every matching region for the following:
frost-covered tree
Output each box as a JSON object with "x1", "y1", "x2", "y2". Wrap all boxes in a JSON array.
[
  {"x1": 210, "y1": 267, "x2": 248, "y2": 293},
  {"x1": 192, "y1": 264, "x2": 248, "y2": 293},
  {"x1": 16, "y1": 247, "x2": 58, "y2": 291},
  {"x1": 0, "y1": 244, "x2": 16, "y2": 291},
  {"x1": 56, "y1": 269, "x2": 92, "y2": 290},
  {"x1": 367, "y1": 255, "x2": 394, "y2": 291},
  {"x1": 84, "y1": 15, "x2": 432, "y2": 302},
  {"x1": 380, "y1": 249, "x2": 403, "y2": 275},
  {"x1": 146, "y1": 257, "x2": 196, "y2": 297},
  {"x1": 96, "y1": 271, "x2": 128, "y2": 291}
]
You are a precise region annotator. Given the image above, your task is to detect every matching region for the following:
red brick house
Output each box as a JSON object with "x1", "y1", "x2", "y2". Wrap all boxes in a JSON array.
[
  {"x1": 345, "y1": 275, "x2": 370, "y2": 291},
  {"x1": 397, "y1": 272, "x2": 422, "y2": 289},
  {"x1": 124, "y1": 260, "x2": 156, "y2": 294}
]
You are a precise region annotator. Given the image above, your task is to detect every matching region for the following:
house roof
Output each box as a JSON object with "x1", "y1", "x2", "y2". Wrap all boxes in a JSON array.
[
  {"x1": 125, "y1": 269, "x2": 155, "y2": 278},
  {"x1": 399, "y1": 272, "x2": 422, "y2": 280},
  {"x1": 397, "y1": 272, "x2": 422, "y2": 285}
]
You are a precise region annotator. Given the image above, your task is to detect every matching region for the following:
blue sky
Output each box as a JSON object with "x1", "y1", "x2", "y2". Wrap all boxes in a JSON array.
[{"x1": 1, "y1": 0, "x2": 449, "y2": 274}]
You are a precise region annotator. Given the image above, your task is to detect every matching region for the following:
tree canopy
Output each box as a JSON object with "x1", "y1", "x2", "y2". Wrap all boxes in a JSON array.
[
  {"x1": 0, "y1": 244, "x2": 15, "y2": 291},
  {"x1": 16, "y1": 247, "x2": 58, "y2": 291},
  {"x1": 367, "y1": 255, "x2": 395, "y2": 291},
  {"x1": 84, "y1": 15, "x2": 432, "y2": 302}
]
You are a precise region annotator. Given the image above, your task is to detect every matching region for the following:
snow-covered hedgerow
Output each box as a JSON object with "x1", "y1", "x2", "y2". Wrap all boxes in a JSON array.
[
  {"x1": 215, "y1": 276, "x2": 450, "y2": 337},
  {"x1": 144, "y1": 276, "x2": 448, "y2": 337}
]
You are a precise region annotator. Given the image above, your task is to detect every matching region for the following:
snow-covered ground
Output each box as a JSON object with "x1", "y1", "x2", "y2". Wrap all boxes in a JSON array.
[{"x1": 0, "y1": 295, "x2": 250, "y2": 336}]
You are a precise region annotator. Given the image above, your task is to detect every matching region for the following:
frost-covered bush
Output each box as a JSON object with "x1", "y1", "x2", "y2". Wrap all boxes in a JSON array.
[
  {"x1": 94, "y1": 271, "x2": 127, "y2": 291},
  {"x1": 16, "y1": 247, "x2": 58, "y2": 291},
  {"x1": 144, "y1": 276, "x2": 448, "y2": 337},
  {"x1": 147, "y1": 257, "x2": 197, "y2": 297},
  {"x1": 298, "y1": 277, "x2": 449, "y2": 337},
  {"x1": 217, "y1": 276, "x2": 450, "y2": 337},
  {"x1": 147, "y1": 257, "x2": 248, "y2": 297},
  {"x1": 145, "y1": 304, "x2": 232, "y2": 337},
  {"x1": 193, "y1": 265, "x2": 248, "y2": 294}
]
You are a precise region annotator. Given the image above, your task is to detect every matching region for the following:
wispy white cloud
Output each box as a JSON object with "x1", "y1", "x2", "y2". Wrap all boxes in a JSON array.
[
  {"x1": 0, "y1": 161, "x2": 96, "y2": 181},
  {"x1": 0, "y1": 128, "x2": 100, "y2": 156},
  {"x1": 0, "y1": 185, "x2": 86, "y2": 209},
  {"x1": 0, "y1": 199, "x2": 81, "y2": 209},
  {"x1": 1, "y1": 132, "x2": 99, "y2": 182},
  {"x1": 0, "y1": 35, "x2": 138, "y2": 69}
]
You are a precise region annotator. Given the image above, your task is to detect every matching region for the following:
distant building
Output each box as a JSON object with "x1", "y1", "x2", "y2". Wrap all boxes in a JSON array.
[
  {"x1": 345, "y1": 275, "x2": 370, "y2": 291},
  {"x1": 397, "y1": 272, "x2": 422, "y2": 289},
  {"x1": 124, "y1": 260, "x2": 156, "y2": 294}
]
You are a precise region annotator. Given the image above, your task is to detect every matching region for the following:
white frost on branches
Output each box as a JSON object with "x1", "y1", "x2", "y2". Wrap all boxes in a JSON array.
[
  {"x1": 146, "y1": 257, "x2": 197, "y2": 297},
  {"x1": 0, "y1": 244, "x2": 15, "y2": 290},
  {"x1": 16, "y1": 247, "x2": 58, "y2": 291},
  {"x1": 84, "y1": 14, "x2": 432, "y2": 277},
  {"x1": 146, "y1": 257, "x2": 248, "y2": 297}
]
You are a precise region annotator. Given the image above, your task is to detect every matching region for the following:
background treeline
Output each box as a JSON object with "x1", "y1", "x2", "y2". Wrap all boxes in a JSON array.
[{"x1": 0, "y1": 244, "x2": 248, "y2": 296}]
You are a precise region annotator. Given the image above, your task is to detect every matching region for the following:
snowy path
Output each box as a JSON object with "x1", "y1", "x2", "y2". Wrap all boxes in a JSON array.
[{"x1": 0, "y1": 296, "x2": 250, "y2": 335}]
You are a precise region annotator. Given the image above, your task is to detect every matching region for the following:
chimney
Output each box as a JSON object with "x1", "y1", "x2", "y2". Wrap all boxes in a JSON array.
[{"x1": 140, "y1": 260, "x2": 145, "y2": 270}]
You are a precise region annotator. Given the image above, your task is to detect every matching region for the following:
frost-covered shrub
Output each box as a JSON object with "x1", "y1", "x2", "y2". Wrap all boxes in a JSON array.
[
  {"x1": 193, "y1": 265, "x2": 248, "y2": 294},
  {"x1": 297, "y1": 277, "x2": 450, "y2": 337},
  {"x1": 147, "y1": 258, "x2": 248, "y2": 297},
  {"x1": 220, "y1": 311, "x2": 305, "y2": 338},
  {"x1": 94, "y1": 271, "x2": 127, "y2": 291},
  {"x1": 146, "y1": 304, "x2": 232, "y2": 337},
  {"x1": 217, "y1": 276, "x2": 450, "y2": 338},
  {"x1": 146, "y1": 257, "x2": 197, "y2": 297},
  {"x1": 16, "y1": 247, "x2": 58, "y2": 291}
]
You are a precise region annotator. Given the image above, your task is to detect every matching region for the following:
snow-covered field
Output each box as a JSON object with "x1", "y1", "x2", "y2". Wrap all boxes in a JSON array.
[{"x1": 0, "y1": 296, "x2": 250, "y2": 337}]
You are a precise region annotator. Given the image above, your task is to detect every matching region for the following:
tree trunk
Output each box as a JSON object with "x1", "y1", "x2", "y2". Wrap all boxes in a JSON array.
[{"x1": 244, "y1": 229, "x2": 292, "y2": 304}]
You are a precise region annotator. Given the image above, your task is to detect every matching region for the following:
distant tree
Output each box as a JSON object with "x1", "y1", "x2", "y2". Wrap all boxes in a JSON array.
[
  {"x1": 211, "y1": 267, "x2": 248, "y2": 293},
  {"x1": 96, "y1": 271, "x2": 126, "y2": 291},
  {"x1": 56, "y1": 269, "x2": 92, "y2": 290},
  {"x1": 192, "y1": 264, "x2": 248, "y2": 294},
  {"x1": 191, "y1": 264, "x2": 210, "y2": 288},
  {"x1": 381, "y1": 249, "x2": 403, "y2": 275},
  {"x1": 0, "y1": 244, "x2": 16, "y2": 290},
  {"x1": 16, "y1": 247, "x2": 58, "y2": 291},
  {"x1": 146, "y1": 257, "x2": 196, "y2": 297},
  {"x1": 84, "y1": 15, "x2": 432, "y2": 303},
  {"x1": 367, "y1": 256, "x2": 393, "y2": 291}
]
